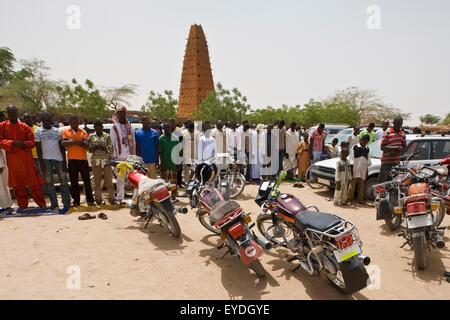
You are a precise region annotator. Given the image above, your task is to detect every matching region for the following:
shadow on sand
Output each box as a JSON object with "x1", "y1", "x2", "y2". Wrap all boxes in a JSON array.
[{"x1": 198, "y1": 234, "x2": 280, "y2": 300}]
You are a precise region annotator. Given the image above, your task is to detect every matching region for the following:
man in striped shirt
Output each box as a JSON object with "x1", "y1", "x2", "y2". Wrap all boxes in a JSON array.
[{"x1": 378, "y1": 117, "x2": 407, "y2": 183}]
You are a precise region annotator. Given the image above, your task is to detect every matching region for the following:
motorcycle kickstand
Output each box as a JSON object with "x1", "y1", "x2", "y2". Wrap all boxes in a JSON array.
[
  {"x1": 400, "y1": 240, "x2": 409, "y2": 249},
  {"x1": 218, "y1": 250, "x2": 231, "y2": 260},
  {"x1": 144, "y1": 214, "x2": 154, "y2": 229},
  {"x1": 287, "y1": 255, "x2": 302, "y2": 273}
]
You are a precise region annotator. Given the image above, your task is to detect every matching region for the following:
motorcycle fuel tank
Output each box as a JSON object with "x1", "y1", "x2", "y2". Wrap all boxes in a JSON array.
[
  {"x1": 128, "y1": 172, "x2": 148, "y2": 189},
  {"x1": 277, "y1": 194, "x2": 306, "y2": 217}
]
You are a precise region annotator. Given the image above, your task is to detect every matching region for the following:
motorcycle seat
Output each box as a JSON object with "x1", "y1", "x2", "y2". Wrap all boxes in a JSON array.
[
  {"x1": 209, "y1": 200, "x2": 241, "y2": 226},
  {"x1": 294, "y1": 210, "x2": 341, "y2": 233},
  {"x1": 403, "y1": 194, "x2": 430, "y2": 206}
]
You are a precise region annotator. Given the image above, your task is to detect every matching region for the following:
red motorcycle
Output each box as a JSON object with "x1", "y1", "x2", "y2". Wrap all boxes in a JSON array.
[
  {"x1": 108, "y1": 156, "x2": 187, "y2": 237},
  {"x1": 394, "y1": 165, "x2": 446, "y2": 270},
  {"x1": 200, "y1": 185, "x2": 272, "y2": 277}
]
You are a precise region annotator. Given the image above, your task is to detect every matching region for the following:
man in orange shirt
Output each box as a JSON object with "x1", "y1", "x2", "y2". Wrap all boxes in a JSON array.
[{"x1": 61, "y1": 115, "x2": 95, "y2": 207}]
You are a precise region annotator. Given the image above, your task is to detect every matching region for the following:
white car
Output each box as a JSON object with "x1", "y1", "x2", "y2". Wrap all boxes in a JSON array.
[{"x1": 309, "y1": 135, "x2": 450, "y2": 200}]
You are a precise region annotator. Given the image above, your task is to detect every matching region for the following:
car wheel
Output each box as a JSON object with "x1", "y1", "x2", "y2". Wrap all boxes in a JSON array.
[{"x1": 364, "y1": 176, "x2": 378, "y2": 201}]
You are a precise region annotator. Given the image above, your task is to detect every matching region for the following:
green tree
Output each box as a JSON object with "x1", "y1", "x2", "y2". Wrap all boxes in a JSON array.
[
  {"x1": 325, "y1": 86, "x2": 410, "y2": 125},
  {"x1": 56, "y1": 79, "x2": 108, "y2": 119},
  {"x1": 141, "y1": 90, "x2": 177, "y2": 120},
  {"x1": 441, "y1": 113, "x2": 450, "y2": 126},
  {"x1": 420, "y1": 114, "x2": 441, "y2": 125},
  {"x1": 194, "y1": 83, "x2": 251, "y2": 123},
  {"x1": 0, "y1": 47, "x2": 16, "y2": 87},
  {"x1": 0, "y1": 58, "x2": 61, "y2": 114},
  {"x1": 103, "y1": 84, "x2": 138, "y2": 110}
]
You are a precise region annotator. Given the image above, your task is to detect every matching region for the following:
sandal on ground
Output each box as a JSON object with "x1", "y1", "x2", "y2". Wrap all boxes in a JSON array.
[
  {"x1": 98, "y1": 212, "x2": 108, "y2": 220},
  {"x1": 78, "y1": 213, "x2": 96, "y2": 220}
]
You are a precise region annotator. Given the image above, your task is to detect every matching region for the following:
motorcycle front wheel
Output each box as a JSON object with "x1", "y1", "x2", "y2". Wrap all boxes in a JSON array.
[
  {"x1": 248, "y1": 259, "x2": 266, "y2": 277},
  {"x1": 305, "y1": 166, "x2": 326, "y2": 190},
  {"x1": 436, "y1": 200, "x2": 446, "y2": 227},
  {"x1": 198, "y1": 209, "x2": 221, "y2": 235},
  {"x1": 230, "y1": 173, "x2": 246, "y2": 199},
  {"x1": 257, "y1": 213, "x2": 294, "y2": 246},
  {"x1": 384, "y1": 214, "x2": 402, "y2": 231},
  {"x1": 220, "y1": 185, "x2": 230, "y2": 201}
]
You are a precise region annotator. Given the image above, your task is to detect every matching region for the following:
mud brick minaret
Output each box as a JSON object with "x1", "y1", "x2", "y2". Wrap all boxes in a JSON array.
[{"x1": 176, "y1": 24, "x2": 215, "y2": 121}]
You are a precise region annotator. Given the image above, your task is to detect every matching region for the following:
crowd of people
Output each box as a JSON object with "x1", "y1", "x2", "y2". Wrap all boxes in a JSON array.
[{"x1": 0, "y1": 104, "x2": 410, "y2": 213}]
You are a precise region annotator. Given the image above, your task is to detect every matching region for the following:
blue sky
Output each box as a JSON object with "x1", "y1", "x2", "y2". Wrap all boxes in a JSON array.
[{"x1": 1, "y1": 0, "x2": 449, "y2": 124}]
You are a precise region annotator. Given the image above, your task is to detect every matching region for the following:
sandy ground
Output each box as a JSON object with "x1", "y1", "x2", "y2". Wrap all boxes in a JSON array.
[{"x1": 0, "y1": 183, "x2": 449, "y2": 300}]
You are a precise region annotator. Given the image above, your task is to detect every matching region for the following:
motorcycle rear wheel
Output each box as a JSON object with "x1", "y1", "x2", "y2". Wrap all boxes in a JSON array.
[
  {"x1": 198, "y1": 209, "x2": 221, "y2": 235},
  {"x1": 248, "y1": 259, "x2": 266, "y2": 277},
  {"x1": 413, "y1": 234, "x2": 427, "y2": 270}
]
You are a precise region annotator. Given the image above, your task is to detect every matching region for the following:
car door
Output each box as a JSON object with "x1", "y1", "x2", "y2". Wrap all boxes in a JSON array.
[
  {"x1": 431, "y1": 139, "x2": 450, "y2": 161},
  {"x1": 406, "y1": 140, "x2": 439, "y2": 167}
]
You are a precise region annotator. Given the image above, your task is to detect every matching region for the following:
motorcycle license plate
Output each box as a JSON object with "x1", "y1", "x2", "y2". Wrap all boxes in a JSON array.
[
  {"x1": 318, "y1": 178, "x2": 329, "y2": 185},
  {"x1": 333, "y1": 243, "x2": 361, "y2": 263},
  {"x1": 406, "y1": 214, "x2": 434, "y2": 229}
]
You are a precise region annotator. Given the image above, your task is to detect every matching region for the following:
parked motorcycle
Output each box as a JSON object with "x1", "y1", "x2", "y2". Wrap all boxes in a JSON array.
[
  {"x1": 255, "y1": 167, "x2": 371, "y2": 294},
  {"x1": 212, "y1": 153, "x2": 246, "y2": 200},
  {"x1": 107, "y1": 156, "x2": 188, "y2": 237},
  {"x1": 186, "y1": 160, "x2": 221, "y2": 234},
  {"x1": 208, "y1": 191, "x2": 272, "y2": 277},
  {"x1": 393, "y1": 166, "x2": 446, "y2": 270},
  {"x1": 373, "y1": 151, "x2": 421, "y2": 230},
  {"x1": 186, "y1": 155, "x2": 246, "y2": 234}
]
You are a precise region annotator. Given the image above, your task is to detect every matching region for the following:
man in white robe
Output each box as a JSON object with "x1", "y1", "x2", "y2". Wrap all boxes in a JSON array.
[
  {"x1": 285, "y1": 122, "x2": 300, "y2": 176},
  {"x1": 0, "y1": 148, "x2": 12, "y2": 210},
  {"x1": 110, "y1": 107, "x2": 136, "y2": 203}
]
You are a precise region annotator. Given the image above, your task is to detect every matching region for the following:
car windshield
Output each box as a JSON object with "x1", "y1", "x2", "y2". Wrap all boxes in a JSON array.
[
  {"x1": 326, "y1": 128, "x2": 353, "y2": 145},
  {"x1": 369, "y1": 139, "x2": 382, "y2": 159}
]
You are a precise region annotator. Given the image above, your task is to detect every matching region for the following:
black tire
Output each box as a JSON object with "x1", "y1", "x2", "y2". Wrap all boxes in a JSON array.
[
  {"x1": 161, "y1": 211, "x2": 181, "y2": 237},
  {"x1": 230, "y1": 173, "x2": 246, "y2": 199},
  {"x1": 384, "y1": 214, "x2": 402, "y2": 231},
  {"x1": 364, "y1": 176, "x2": 378, "y2": 201},
  {"x1": 436, "y1": 201, "x2": 446, "y2": 228},
  {"x1": 198, "y1": 210, "x2": 221, "y2": 235},
  {"x1": 257, "y1": 213, "x2": 294, "y2": 246},
  {"x1": 327, "y1": 257, "x2": 369, "y2": 295},
  {"x1": 248, "y1": 259, "x2": 266, "y2": 277},
  {"x1": 413, "y1": 233, "x2": 427, "y2": 270},
  {"x1": 305, "y1": 166, "x2": 326, "y2": 189}
]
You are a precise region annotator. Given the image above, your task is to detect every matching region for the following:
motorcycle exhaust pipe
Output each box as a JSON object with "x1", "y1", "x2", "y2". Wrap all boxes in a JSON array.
[
  {"x1": 357, "y1": 254, "x2": 371, "y2": 266},
  {"x1": 255, "y1": 236, "x2": 273, "y2": 251},
  {"x1": 436, "y1": 235, "x2": 445, "y2": 249},
  {"x1": 175, "y1": 206, "x2": 188, "y2": 214}
]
